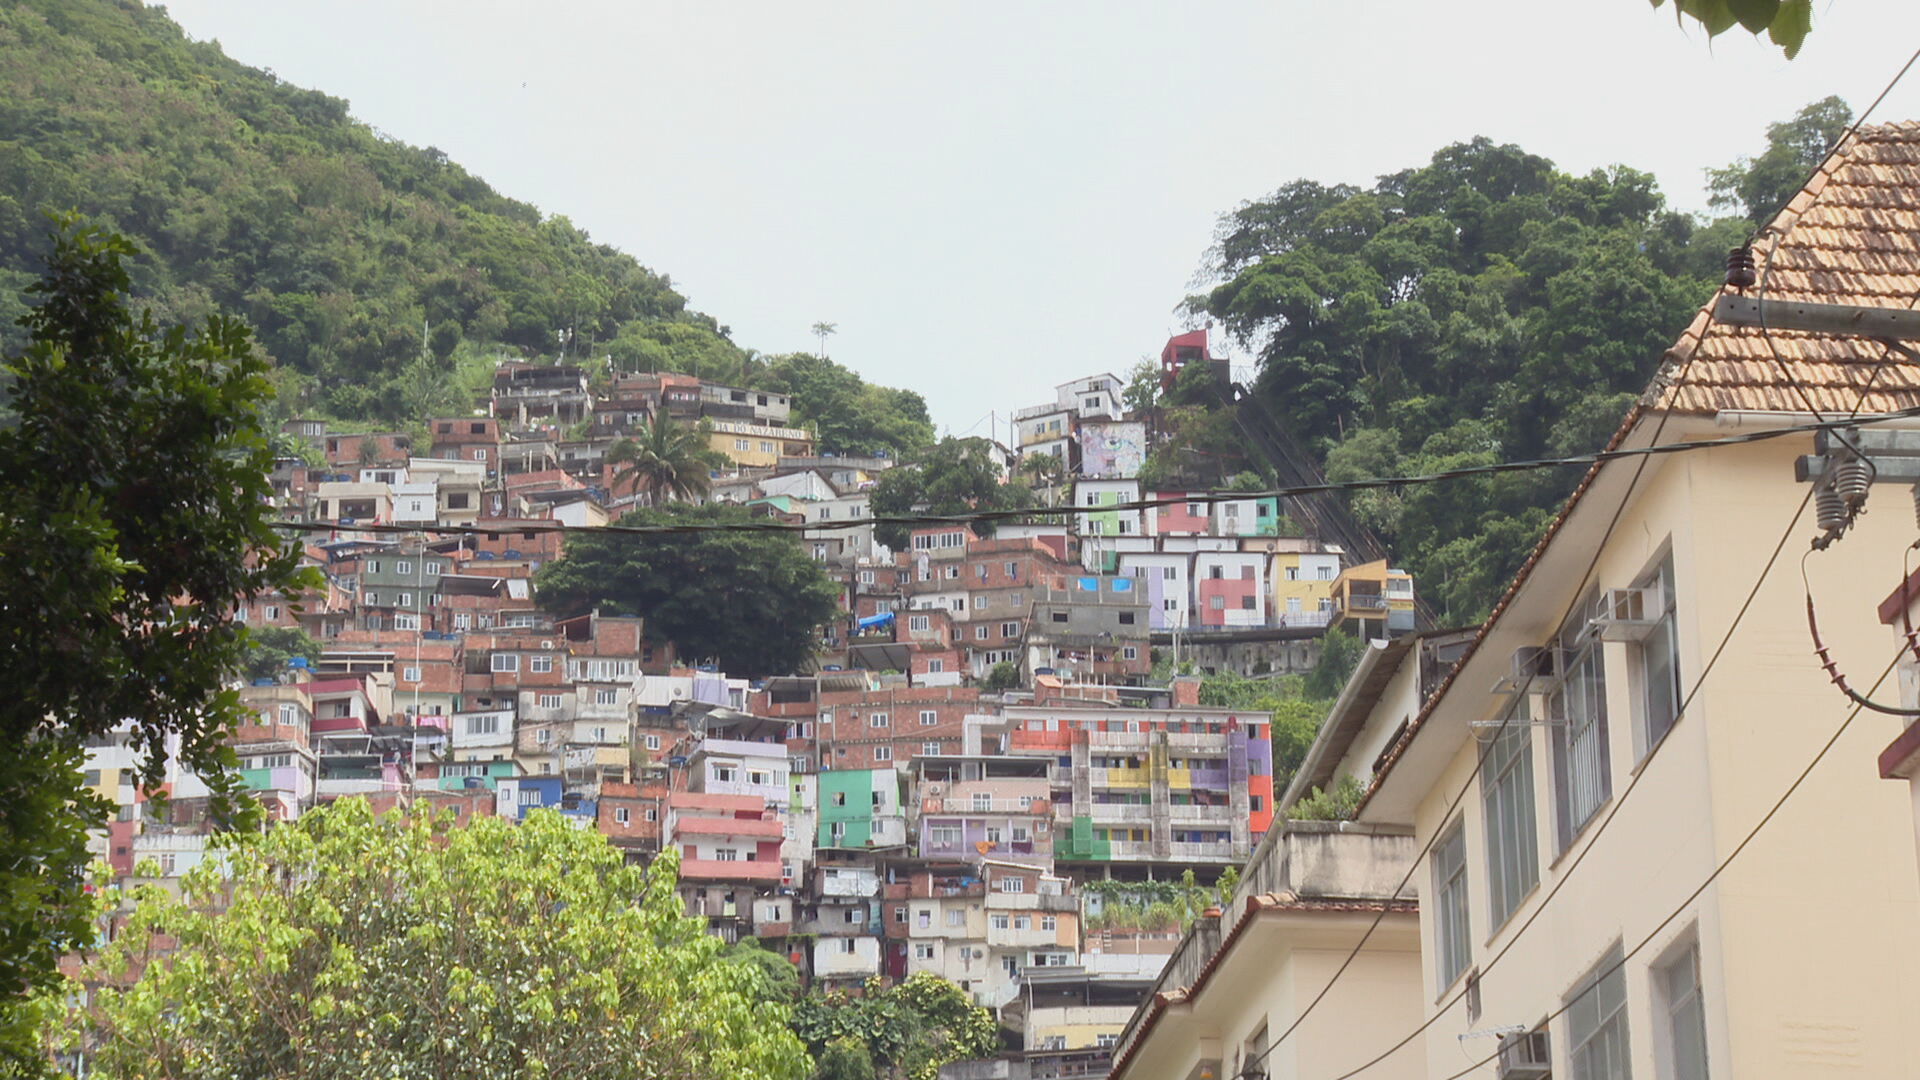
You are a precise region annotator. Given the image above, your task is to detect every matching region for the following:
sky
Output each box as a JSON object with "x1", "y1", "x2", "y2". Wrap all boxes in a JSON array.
[{"x1": 158, "y1": 1, "x2": 1920, "y2": 441}]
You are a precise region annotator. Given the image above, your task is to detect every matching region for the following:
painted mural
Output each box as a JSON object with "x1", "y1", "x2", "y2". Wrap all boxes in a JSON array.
[{"x1": 1077, "y1": 420, "x2": 1146, "y2": 479}]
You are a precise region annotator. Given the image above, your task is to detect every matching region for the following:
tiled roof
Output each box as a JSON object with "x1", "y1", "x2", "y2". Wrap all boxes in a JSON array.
[
  {"x1": 1362, "y1": 121, "x2": 1920, "y2": 808},
  {"x1": 1656, "y1": 121, "x2": 1920, "y2": 416}
]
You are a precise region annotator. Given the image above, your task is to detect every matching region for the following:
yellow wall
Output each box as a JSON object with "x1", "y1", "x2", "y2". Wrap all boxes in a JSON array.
[{"x1": 1398, "y1": 434, "x2": 1920, "y2": 1080}]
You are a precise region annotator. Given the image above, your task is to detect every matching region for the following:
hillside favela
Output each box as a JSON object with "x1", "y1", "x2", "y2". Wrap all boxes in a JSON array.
[{"x1": 9, "y1": 3, "x2": 1920, "y2": 1080}]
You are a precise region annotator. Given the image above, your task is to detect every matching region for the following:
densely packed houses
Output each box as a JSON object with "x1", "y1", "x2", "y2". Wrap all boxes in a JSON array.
[{"x1": 85, "y1": 340, "x2": 1422, "y2": 1077}]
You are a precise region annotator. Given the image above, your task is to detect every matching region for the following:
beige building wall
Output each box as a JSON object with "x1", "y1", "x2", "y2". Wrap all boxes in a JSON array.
[{"x1": 1390, "y1": 434, "x2": 1920, "y2": 1080}]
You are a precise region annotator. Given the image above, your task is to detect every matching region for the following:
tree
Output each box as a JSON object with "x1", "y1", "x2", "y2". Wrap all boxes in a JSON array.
[
  {"x1": 534, "y1": 504, "x2": 840, "y2": 678},
  {"x1": 982, "y1": 662, "x2": 1021, "y2": 692},
  {"x1": 762, "y1": 353, "x2": 933, "y2": 458},
  {"x1": 240, "y1": 625, "x2": 323, "y2": 683},
  {"x1": 811, "y1": 321, "x2": 837, "y2": 358},
  {"x1": 1304, "y1": 627, "x2": 1364, "y2": 699},
  {"x1": 791, "y1": 973, "x2": 997, "y2": 1080},
  {"x1": 0, "y1": 219, "x2": 312, "y2": 1070},
  {"x1": 57, "y1": 799, "x2": 810, "y2": 1079},
  {"x1": 1649, "y1": 0, "x2": 1814, "y2": 58},
  {"x1": 868, "y1": 437, "x2": 1030, "y2": 551},
  {"x1": 1708, "y1": 96, "x2": 1852, "y2": 223},
  {"x1": 604, "y1": 411, "x2": 713, "y2": 504},
  {"x1": 1121, "y1": 358, "x2": 1160, "y2": 417}
]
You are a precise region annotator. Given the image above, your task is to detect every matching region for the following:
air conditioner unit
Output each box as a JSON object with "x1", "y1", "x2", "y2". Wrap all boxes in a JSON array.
[
  {"x1": 1491, "y1": 647, "x2": 1565, "y2": 695},
  {"x1": 1496, "y1": 1030, "x2": 1551, "y2": 1080},
  {"x1": 1586, "y1": 586, "x2": 1663, "y2": 643}
]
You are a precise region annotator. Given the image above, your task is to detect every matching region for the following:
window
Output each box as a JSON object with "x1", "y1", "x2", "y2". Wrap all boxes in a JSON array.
[
  {"x1": 396, "y1": 560, "x2": 413, "y2": 576},
  {"x1": 972, "y1": 595, "x2": 988, "y2": 610},
  {"x1": 927, "y1": 659, "x2": 944, "y2": 673},
  {"x1": 1041, "y1": 915, "x2": 1055, "y2": 930},
  {"x1": 530, "y1": 655, "x2": 553, "y2": 673},
  {"x1": 472, "y1": 448, "x2": 488, "y2": 461},
  {"x1": 1656, "y1": 941, "x2": 1708, "y2": 1080},
  {"x1": 873, "y1": 745, "x2": 892, "y2": 761},
  {"x1": 1567, "y1": 946, "x2": 1630, "y2": 1080},
  {"x1": 644, "y1": 808, "x2": 657, "y2": 822},
  {"x1": 1552, "y1": 636, "x2": 1612, "y2": 848},
  {"x1": 1640, "y1": 555, "x2": 1682, "y2": 754},
  {"x1": 1123, "y1": 646, "x2": 1139, "y2": 660},
  {"x1": 278, "y1": 704, "x2": 298, "y2": 726},
  {"x1": 914, "y1": 943, "x2": 935, "y2": 960},
  {"x1": 467, "y1": 714, "x2": 500, "y2": 736},
  {"x1": 596, "y1": 688, "x2": 618, "y2": 706},
  {"x1": 1432, "y1": 820, "x2": 1470, "y2": 990},
  {"x1": 991, "y1": 914, "x2": 1010, "y2": 930},
  {"x1": 975, "y1": 625, "x2": 990, "y2": 640},
  {"x1": 1119, "y1": 611, "x2": 1136, "y2": 625},
  {"x1": 1239, "y1": 596, "x2": 1255, "y2": 610},
  {"x1": 972, "y1": 792, "x2": 992, "y2": 811},
  {"x1": 536, "y1": 728, "x2": 552, "y2": 745},
  {"x1": 922, "y1": 741, "x2": 942, "y2": 756},
  {"x1": 394, "y1": 613, "x2": 420, "y2": 630},
  {"x1": 917, "y1": 709, "x2": 939, "y2": 726},
  {"x1": 614, "y1": 807, "x2": 630, "y2": 824},
  {"x1": 1209, "y1": 596, "x2": 1225, "y2": 611},
  {"x1": 714, "y1": 765, "x2": 737, "y2": 783},
  {"x1": 999, "y1": 877, "x2": 1025, "y2": 894},
  {"x1": 425, "y1": 561, "x2": 443, "y2": 575},
  {"x1": 1001, "y1": 621, "x2": 1019, "y2": 638},
  {"x1": 930, "y1": 826, "x2": 961, "y2": 845},
  {"x1": 909, "y1": 615, "x2": 931, "y2": 631},
  {"x1": 715, "y1": 849, "x2": 739, "y2": 862},
  {"x1": 537, "y1": 693, "x2": 562, "y2": 709},
  {"x1": 869, "y1": 713, "x2": 889, "y2": 728},
  {"x1": 734, "y1": 439, "x2": 750, "y2": 451},
  {"x1": 1481, "y1": 714, "x2": 1539, "y2": 927},
  {"x1": 1051, "y1": 611, "x2": 1068, "y2": 624},
  {"x1": 453, "y1": 612, "x2": 471, "y2": 631},
  {"x1": 491, "y1": 654, "x2": 518, "y2": 673},
  {"x1": 645, "y1": 734, "x2": 661, "y2": 751},
  {"x1": 402, "y1": 666, "x2": 422, "y2": 683},
  {"x1": 364, "y1": 590, "x2": 379, "y2": 606},
  {"x1": 947, "y1": 909, "x2": 964, "y2": 927}
]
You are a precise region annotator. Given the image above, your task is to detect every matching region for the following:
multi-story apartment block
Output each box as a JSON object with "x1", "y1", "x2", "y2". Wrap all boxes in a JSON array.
[
  {"x1": 666, "y1": 792, "x2": 787, "y2": 942},
  {"x1": 1193, "y1": 550, "x2": 1269, "y2": 628},
  {"x1": 1328, "y1": 557, "x2": 1417, "y2": 638},
  {"x1": 1022, "y1": 579, "x2": 1151, "y2": 683},
  {"x1": 491, "y1": 363, "x2": 590, "y2": 430},
  {"x1": 810, "y1": 686, "x2": 983, "y2": 772},
  {"x1": 913, "y1": 754, "x2": 1053, "y2": 866},
  {"x1": 1004, "y1": 694, "x2": 1273, "y2": 870},
  {"x1": 708, "y1": 418, "x2": 816, "y2": 468}
]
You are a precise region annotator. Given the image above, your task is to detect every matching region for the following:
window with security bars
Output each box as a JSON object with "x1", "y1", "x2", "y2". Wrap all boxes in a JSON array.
[
  {"x1": 1567, "y1": 945, "x2": 1630, "y2": 1080},
  {"x1": 1640, "y1": 554, "x2": 1682, "y2": 754},
  {"x1": 1481, "y1": 709, "x2": 1539, "y2": 927},
  {"x1": 1432, "y1": 820, "x2": 1470, "y2": 990},
  {"x1": 1552, "y1": 634, "x2": 1611, "y2": 850}
]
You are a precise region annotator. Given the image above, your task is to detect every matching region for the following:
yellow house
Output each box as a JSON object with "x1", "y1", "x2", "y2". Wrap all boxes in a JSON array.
[
  {"x1": 1273, "y1": 549, "x2": 1343, "y2": 627},
  {"x1": 706, "y1": 419, "x2": 815, "y2": 469},
  {"x1": 1358, "y1": 123, "x2": 1920, "y2": 1080},
  {"x1": 1330, "y1": 558, "x2": 1417, "y2": 638}
]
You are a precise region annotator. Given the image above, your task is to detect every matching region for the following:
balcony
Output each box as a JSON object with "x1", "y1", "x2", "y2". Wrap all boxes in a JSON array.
[
  {"x1": 677, "y1": 858, "x2": 784, "y2": 884},
  {"x1": 1169, "y1": 841, "x2": 1236, "y2": 862}
]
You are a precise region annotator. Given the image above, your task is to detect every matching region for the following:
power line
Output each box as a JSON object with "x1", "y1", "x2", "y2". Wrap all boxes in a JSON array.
[
  {"x1": 1285, "y1": 336, "x2": 1910, "y2": 1080},
  {"x1": 1426, "y1": 644, "x2": 1901, "y2": 1080},
  {"x1": 272, "y1": 406, "x2": 1920, "y2": 541}
]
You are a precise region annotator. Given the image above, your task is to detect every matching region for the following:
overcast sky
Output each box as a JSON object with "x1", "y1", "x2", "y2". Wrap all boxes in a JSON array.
[{"x1": 158, "y1": 2, "x2": 1920, "y2": 440}]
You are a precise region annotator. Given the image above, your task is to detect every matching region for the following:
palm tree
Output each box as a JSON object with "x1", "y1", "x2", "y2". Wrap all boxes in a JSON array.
[
  {"x1": 605, "y1": 411, "x2": 712, "y2": 505},
  {"x1": 811, "y1": 321, "x2": 837, "y2": 359}
]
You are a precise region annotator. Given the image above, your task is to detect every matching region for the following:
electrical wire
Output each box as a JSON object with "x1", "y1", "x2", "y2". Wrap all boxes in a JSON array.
[
  {"x1": 1231, "y1": 321, "x2": 1726, "y2": 1078},
  {"x1": 1424, "y1": 644, "x2": 1903, "y2": 1080},
  {"x1": 1291, "y1": 321, "x2": 1915, "y2": 1080},
  {"x1": 270, "y1": 406, "x2": 1920, "y2": 542}
]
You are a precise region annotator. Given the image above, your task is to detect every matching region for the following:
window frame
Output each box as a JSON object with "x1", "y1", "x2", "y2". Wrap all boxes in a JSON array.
[
  {"x1": 1551, "y1": 620, "x2": 1613, "y2": 851},
  {"x1": 1480, "y1": 705, "x2": 1540, "y2": 929},
  {"x1": 1565, "y1": 944, "x2": 1631, "y2": 1080},
  {"x1": 1637, "y1": 552, "x2": 1683, "y2": 759},
  {"x1": 1432, "y1": 818, "x2": 1471, "y2": 992}
]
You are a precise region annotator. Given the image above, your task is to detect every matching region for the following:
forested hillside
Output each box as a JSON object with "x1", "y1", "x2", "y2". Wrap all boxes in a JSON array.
[
  {"x1": 1182, "y1": 101, "x2": 1850, "y2": 623},
  {"x1": 0, "y1": 0, "x2": 932, "y2": 455}
]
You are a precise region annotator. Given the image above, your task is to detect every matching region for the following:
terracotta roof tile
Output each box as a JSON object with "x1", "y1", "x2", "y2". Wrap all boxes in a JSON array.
[
  {"x1": 1654, "y1": 122, "x2": 1920, "y2": 418},
  {"x1": 1362, "y1": 121, "x2": 1920, "y2": 809}
]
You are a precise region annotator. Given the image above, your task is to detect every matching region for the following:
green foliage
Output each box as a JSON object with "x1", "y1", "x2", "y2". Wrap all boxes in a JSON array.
[
  {"x1": 1083, "y1": 872, "x2": 1223, "y2": 932},
  {"x1": 982, "y1": 662, "x2": 1021, "y2": 692},
  {"x1": 1289, "y1": 774, "x2": 1365, "y2": 821},
  {"x1": 1199, "y1": 131, "x2": 1771, "y2": 622},
  {"x1": 604, "y1": 412, "x2": 713, "y2": 504},
  {"x1": 1195, "y1": 671, "x2": 1332, "y2": 794},
  {"x1": 535, "y1": 503, "x2": 841, "y2": 677},
  {"x1": 1121, "y1": 358, "x2": 1160, "y2": 417},
  {"x1": 720, "y1": 937, "x2": 803, "y2": 1004},
  {"x1": 791, "y1": 973, "x2": 997, "y2": 1080},
  {"x1": 0, "y1": 219, "x2": 312, "y2": 1060},
  {"x1": 1649, "y1": 0, "x2": 1815, "y2": 58},
  {"x1": 869, "y1": 438, "x2": 1029, "y2": 551},
  {"x1": 60, "y1": 800, "x2": 809, "y2": 1079},
  {"x1": 0, "y1": 0, "x2": 739, "y2": 421},
  {"x1": 1707, "y1": 96, "x2": 1852, "y2": 223},
  {"x1": 761, "y1": 353, "x2": 934, "y2": 459},
  {"x1": 1304, "y1": 627, "x2": 1363, "y2": 700},
  {"x1": 240, "y1": 624, "x2": 323, "y2": 683}
]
